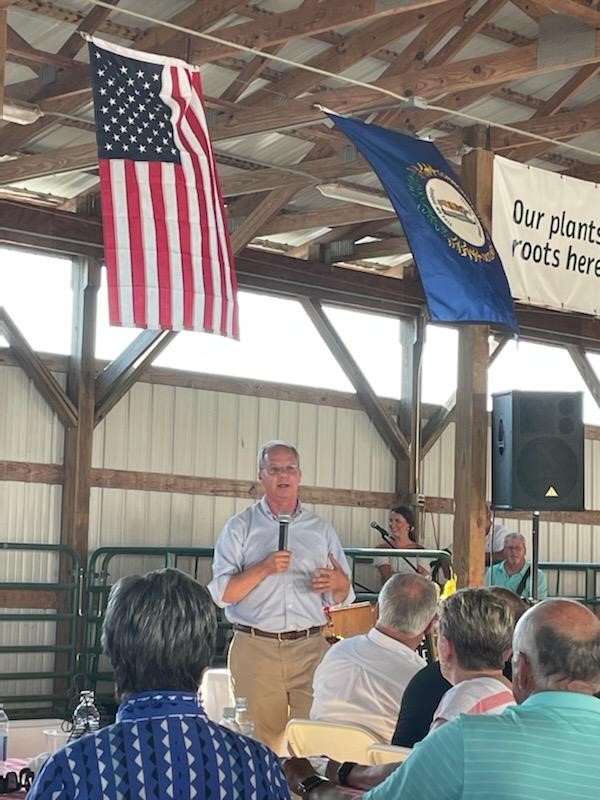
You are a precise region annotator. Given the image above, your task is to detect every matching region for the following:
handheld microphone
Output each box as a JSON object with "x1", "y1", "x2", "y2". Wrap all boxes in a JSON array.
[
  {"x1": 370, "y1": 521, "x2": 388, "y2": 538},
  {"x1": 278, "y1": 512, "x2": 291, "y2": 550}
]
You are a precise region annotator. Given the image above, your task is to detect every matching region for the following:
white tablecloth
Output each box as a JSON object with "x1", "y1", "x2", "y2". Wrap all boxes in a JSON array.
[{"x1": 200, "y1": 668, "x2": 235, "y2": 723}]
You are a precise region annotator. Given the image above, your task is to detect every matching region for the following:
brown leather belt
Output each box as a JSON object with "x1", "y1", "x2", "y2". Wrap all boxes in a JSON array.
[{"x1": 233, "y1": 624, "x2": 323, "y2": 641}]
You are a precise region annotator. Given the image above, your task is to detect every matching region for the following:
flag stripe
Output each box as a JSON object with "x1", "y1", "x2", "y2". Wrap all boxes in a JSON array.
[
  {"x1": 136, "y1": 161, "x2": 160, "y2": 330},
  {"x1": 124, "y1": 159, "x2": 147, "y2": 327},
  {"x1": 89, "y1": 37, "x2": 239, "y2": 336},
  {"x1": 147, "y1": 161, "x2": 172, "y2": 329},
  {"x1": 98, "y1": 159, "x2": 121, "y2": 326},
  {"x1": 191, "y1": 72, "x2": 238, "y2": 337},
  {"x1": 166, "y1": 67, "x2": 215, "y2": 332},
  {"x1": 109, "y1": 159, "x2": 135, "y2": 327}
]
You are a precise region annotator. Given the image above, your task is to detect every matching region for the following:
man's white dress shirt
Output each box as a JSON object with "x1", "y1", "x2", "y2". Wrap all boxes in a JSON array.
[{"x1": 310, "y1": 627, "x2": 426, "y2": 742}]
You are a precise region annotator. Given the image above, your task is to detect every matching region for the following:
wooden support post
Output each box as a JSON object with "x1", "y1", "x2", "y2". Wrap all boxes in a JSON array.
[
  {"x1": 452, "y1": 148, "x2": 494, "y2": 588},
  {"x1": 56, "y1": 258, "x2": 100, "y2": 697},
  {"x1": 61, "y1": 258, "x2": 100, "y2": 566},
  {"x1": 398, "y1": 314, "x2": 425, "y2": 532}
]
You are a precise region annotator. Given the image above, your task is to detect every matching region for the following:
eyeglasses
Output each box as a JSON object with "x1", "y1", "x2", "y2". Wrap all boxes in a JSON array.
[
  {"x1": 0, "y1": 768, "x2": 34, "y2": 794},
  {"x1": 263, "y1": 465, "x2": 299, "y2": 476}
]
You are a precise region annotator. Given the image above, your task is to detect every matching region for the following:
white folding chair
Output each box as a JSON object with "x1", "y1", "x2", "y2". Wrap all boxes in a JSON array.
[
  {"x1": 286, "y1": 719, "x2": 380, "y2": 763},
  {"x1": 366, "y1": 743, "x2": 413, "y2": 765}
]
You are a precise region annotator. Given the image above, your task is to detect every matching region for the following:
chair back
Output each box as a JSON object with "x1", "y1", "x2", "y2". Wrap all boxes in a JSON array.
[
  {"x1": 286, "y1": 719, "x2": 379, "y2": 763},
  {"x1": 367, "y1": 743, "x2": 413, "y2": 765}
]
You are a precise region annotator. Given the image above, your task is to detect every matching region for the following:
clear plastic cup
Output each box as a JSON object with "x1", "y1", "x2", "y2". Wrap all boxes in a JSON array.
[{"x1": 43, "y1": 729, "x2": 71, "y2": 753}]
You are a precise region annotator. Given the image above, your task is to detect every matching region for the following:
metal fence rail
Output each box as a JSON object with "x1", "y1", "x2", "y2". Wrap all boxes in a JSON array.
[
  {"x1": 0, "y1": 542, "x2": 81, "y2": 718},
  {"x1": 1, "y1": 542, "x2": 599, "y2": 717}
]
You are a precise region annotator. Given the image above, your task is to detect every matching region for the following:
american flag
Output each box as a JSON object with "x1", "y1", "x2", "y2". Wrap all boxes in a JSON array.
[{"x1": 87, "y1": 36, "x2": 239, "y2": 338}]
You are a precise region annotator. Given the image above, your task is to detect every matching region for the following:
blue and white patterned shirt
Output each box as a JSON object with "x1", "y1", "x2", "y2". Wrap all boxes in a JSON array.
[{"x1": 29, "y1": 691, "x2": 290, "y2": 800}]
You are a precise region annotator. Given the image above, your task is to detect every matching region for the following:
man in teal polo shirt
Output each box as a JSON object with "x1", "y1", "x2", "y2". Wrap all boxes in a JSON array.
[
  {"x1": 484, "y1": 532, "x2": 548, "y2": 599},
  {"x1": 283, "y1": 598, "x2": 600, "y2": 799}
]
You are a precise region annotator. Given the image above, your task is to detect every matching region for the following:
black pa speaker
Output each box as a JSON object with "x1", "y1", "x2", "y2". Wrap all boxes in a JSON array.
[{"x1": 492, "y1": 391, "x2": 584, "y2": 511}]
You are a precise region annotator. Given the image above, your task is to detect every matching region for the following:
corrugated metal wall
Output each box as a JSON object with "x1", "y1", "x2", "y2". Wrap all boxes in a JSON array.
[{"x1": 3, "y1": 361, "x2": 600, "y2": 697}]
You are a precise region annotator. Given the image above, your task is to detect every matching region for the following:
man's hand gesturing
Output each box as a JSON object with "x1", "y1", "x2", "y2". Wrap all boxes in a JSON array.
[{"x1": 263, "y1": 550, "x2": 292, "y2": 574}]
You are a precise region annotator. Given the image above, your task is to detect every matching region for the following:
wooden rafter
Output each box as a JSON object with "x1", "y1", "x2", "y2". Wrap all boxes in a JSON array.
[
  {"x1": 0, "y1": 306, "x2": 78, "y2": 427},
  {"x1": 258, "y1": 204, "x2": 396, "y2": 237},
  {"x1": 94, "y1": 330, "x2": 176, "y2": 425},
  {"x1": 220, "y1": 44, "x2": 284, "y2": 104},
  {"x1": 490, "y1": 98, "x2": 600, "y2": 150},
  {"x1": 503, "y1": 64, "x2": 600, "y2": 162},
  {"x1": 568, "y1": 345, "x2": 600, "y2": 409},
  {"x1": 190, "y1": 0, "x2": 449, "y2": 63},
  {"x1": 246, "y1": 5, "x2": 452, "y2": 107},
  {"x1": 0, "y1": 9, "x2": 6, "y2": 115},
  {"x1": 230, "y1": 185, "x2": 301, "y2": 254},
  {"x1": 301, "y1": 297, "x2": 410, "y2": 463}
]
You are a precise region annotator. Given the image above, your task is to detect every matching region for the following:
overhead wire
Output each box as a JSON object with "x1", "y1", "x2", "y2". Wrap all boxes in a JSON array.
[{"x1": 68, "y1": 0, "x2": 600, "y2": 163}]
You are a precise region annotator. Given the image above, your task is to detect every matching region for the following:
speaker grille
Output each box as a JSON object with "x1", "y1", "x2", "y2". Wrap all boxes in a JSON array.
[{"x1": 516, "y1": 437, "x2": 579, "y2": 502}]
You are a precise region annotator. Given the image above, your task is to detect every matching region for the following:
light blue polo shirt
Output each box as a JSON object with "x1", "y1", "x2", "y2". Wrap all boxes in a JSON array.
[
  {"x1": 484, "y1": 559, "x2": 548, "y2": 599},
  {"x1": 364, "y1": 692, "x2": 600, "y2": 800}
]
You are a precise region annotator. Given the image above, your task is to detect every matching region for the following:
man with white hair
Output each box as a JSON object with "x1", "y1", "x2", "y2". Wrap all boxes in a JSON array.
[
  {"x1": 283, "y1": 598, "x2": 600, "y2": 799},
  {"x1": 485, "y1": 532, "x2": 548, "y2": 599},
  {"x1": 310, "y1": 573, "x2": 437, "y2": 742},
  {"x1": 209, "y1": 440, "x2": 354, "y2": 753}
]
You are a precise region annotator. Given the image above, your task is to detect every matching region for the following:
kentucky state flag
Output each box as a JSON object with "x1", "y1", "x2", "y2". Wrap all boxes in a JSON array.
[{"x1": 328, "y1": 112, "x2": 518, "y2": 333}]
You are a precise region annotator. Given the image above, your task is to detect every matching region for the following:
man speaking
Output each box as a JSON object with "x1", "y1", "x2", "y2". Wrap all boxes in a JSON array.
[{"x1": 209, "y1": 440, "x2": 354, "y2": 752}]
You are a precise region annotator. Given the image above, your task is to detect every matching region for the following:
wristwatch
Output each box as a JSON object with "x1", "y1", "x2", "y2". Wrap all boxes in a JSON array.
[
  {"x1": 337, "y1": 761, "x2": 358, "y2": 787},
  {"x1": 297, "y1": 774, "x2": 331, "y2": 795}
]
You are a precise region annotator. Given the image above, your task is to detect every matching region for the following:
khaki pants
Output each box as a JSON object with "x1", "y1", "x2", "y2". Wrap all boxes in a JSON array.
[{"x1": 229, "y1": 631, "x2": 329, "y2": 754}]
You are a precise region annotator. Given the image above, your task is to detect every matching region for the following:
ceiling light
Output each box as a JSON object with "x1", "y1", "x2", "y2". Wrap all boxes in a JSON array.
[
  {"x1": 1, "y1": 98, "x2": 44, "y2": 125},
  {"x1": 317, "y1": 182, "x2": 394, "y2": 212}
]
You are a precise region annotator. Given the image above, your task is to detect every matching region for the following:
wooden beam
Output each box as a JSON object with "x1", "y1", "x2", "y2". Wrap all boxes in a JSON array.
[
  {"x1": 58, "y1": 0, "x2": 120, "y2": 60},
  {"x1": 0, "y1": 306, "x2": 78, "y2": 426},
  {"x1": 425, "y1": 0, "x2": 508, "y2": 67},
  {"x1": 258, "y1": 204, "x2": 396, "y2": 236},
  {"x1": 421, "y1": 335, "x2": 509, "y2": 457},
  {"x1": 490, "y1": 98, "x2": 600, "y2": 150},
  {"x1": 534, "y1": 0, "x2": 600, "y2": 27},
  {"x1": 60, "y1": 259, "x2": 100, "y2": 568},
  {"x1": 0, "y1": 589, "x2": 59, "y2": 609},
  {"x1": 568, "y1": 345, "x2": 600, "y2": 409},
  {"x1": 302, "y1": 297, "x2": 410, "y2": 462},
  {"x1": 247, "y1": 7, "x2": 444, "y2": 106},
  {"x1": 0, "y1": 10, "x2": 6, "y2": 115},
  {"x1": 191, "y1": 0, "x2": 448, "y2": 62},
  {"x1": 94, "y1": 330, "x2": 177, "y2": 425},
  {"x1": 452, "y1": 148, "x2": 494, "y2": 589},
  {"x1": 503, "y1": 64, "x2": 600, "y2": 162},
  {"x1": 0, "y1": 144, "x2": 98, "y2": 185},
  {"x1": 134, "y1": 0, "x2": 247, "y2": 53},
  {"x1": 221, "y1": 44, "x2": 284, "y2": 104},
  {"x1": 230, "y1": 185, "x2": 300, "y2": 254}
]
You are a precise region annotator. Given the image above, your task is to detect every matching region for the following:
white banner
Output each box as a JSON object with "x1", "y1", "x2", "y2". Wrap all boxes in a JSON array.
[{"x1": 492, "y1": 155, "x2": 600, "y2": 316}]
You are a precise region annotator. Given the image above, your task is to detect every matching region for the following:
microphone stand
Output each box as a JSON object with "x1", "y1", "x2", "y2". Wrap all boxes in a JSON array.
[{"x1": 378, "y1": 530, "x2": 419, "y2": 574}]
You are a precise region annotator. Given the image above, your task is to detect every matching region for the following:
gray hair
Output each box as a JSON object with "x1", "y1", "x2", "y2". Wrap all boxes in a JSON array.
[
  {"x1": 513, "y1": 599, "x2": 600, "y2": 693},
  {"x1": 504, "y1": 533, "x2": 526, "y2": 547},
  {"x1": 257, "y1": 440, "x2": 300, "y2": 471},
  {"x1": 438, "y1": 588, "x2": 514, "y2": 671},
  {"x1": 378, "y1": 573, "x2": 438, "y2": 637}
]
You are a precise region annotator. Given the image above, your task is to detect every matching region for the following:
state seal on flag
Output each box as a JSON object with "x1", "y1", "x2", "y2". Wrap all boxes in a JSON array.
[{"x1": 407, "y1": 163, "x2": 497, "y2": 264}]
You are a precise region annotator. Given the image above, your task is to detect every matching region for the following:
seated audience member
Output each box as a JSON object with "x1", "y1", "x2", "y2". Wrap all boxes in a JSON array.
[
  {"x1": 29, "y1": 568, "x2": 289, "y2": 800},
  {"x1": 485, "y1": 533, "x2": 548, "y2": 599},
  {"x1": 431, "y1": 588, "x2": 515, "y2": 729},
  {"x1": 485, "y1": 502, "x2": 510, "y2": 565},
  {"x1": 392, "y1": 588, "x2": 527, "y2": 746},
  {"x1": 373, "y1": 506, "x2": 429, "y2": 585},
  {"x1": 283, "y1": 598, "x2": 600, "y2": 799},
  {"x1": 310, "y1": 573, "x2": 437, "y2": 742}
]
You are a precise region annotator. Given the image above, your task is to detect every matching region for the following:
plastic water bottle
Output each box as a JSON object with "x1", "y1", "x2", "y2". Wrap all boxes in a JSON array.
[
  {"x1": 234, "y1": 697, "x2": 254, "y2": 737},
  {"x1": 218, "y1": 707, "x2": 241, "y2": 732},
  {"x1": 0, "y1": 704, "x2": 8, "y2": 763},
  {"x1": 72, "y1": 690, "x2": 101, "y2": 739}
]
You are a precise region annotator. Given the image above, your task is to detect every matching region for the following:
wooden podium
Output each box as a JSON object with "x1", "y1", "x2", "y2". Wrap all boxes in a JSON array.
[{"x1": 323, "y1": 601, "x2": 376, "y2": 640}]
